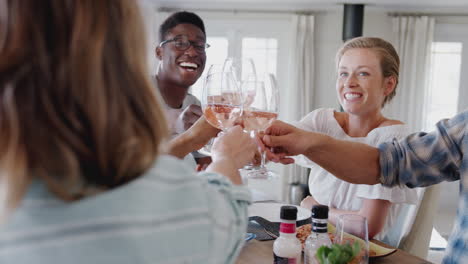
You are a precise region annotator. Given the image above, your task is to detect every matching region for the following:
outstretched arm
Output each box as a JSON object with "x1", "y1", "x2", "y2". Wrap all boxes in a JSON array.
[{"x1": 263, "y1": 120, "x2": 381, "y2": 185}]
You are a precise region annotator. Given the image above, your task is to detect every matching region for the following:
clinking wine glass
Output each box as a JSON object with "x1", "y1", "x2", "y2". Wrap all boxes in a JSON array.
[
  {"x1": 199, "y1": 64, "x2": 241, "y2": 155},
  {"x1": 334, "y1": 214, "x2": 369, "y2": 264},
  {"x1": 241, "y1": 73, "x2": 279, "y2": 179},
  {"x1": 201, "y1": 70, "x2": 243, "y2": 132},
  {"x1": 224, "y1": 57, "x2": 257, "y2": 84},
  {"x1": 222, "y1": 58, "x2": 261, "y2": 173}
]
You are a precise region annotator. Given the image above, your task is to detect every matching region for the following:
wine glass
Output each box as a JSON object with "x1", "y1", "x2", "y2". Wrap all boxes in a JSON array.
[
  {"x1": 224, "y1": 57, "x2": 257, "y2": 84},
  {"x1": 223, "y1": 58, "x2": 260, "y2": 173},
  {"x1": 201, "y1": 69, "x2": 243, "y2": 131},
  {"x1": 334, "y1": 214, "x2": 369, "y2": 264},
  {"x1": 241, "y1": 73, "x2": 279, "y2": 179}
]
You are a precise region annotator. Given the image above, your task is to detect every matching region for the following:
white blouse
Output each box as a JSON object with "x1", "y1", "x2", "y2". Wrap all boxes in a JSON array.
[{"x1": 293, "y1": 108, "x2": 421, "y2": 241}]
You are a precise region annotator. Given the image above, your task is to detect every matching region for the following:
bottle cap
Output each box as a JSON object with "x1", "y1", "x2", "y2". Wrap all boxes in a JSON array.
[
  {"x1": 280, "y1": 205, "x2": 298, "y2": 220},
  {"x1": 312, "y1": 205, "x2": 329, "y2": 219}
]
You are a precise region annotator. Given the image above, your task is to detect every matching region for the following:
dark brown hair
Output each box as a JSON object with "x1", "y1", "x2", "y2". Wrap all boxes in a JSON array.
[
  {"x1": 0, "y1": 0, "x2": 168, "y2": 212},
  {"x1": 159, "y1": 11, "x2": 206, "y2": 42},
  {"x1": 336, "y1": 37, "x2": 400, "y2": 107}
]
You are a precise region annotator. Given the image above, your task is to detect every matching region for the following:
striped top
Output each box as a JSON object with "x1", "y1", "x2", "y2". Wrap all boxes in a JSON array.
[
  {"x1": 379, "y1": 110, "x2": 468, "y2": 264},
  {"x1": 0, "y1": 155, "x2": 251, "y2": 264}
]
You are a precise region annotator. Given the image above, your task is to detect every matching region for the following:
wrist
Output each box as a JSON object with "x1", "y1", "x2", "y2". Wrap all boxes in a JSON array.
[
  {"x1": 303, "y1": 131, "x2": 326, "y2": 157},
  {"x1": 207, "y1": 158, "x2": 242, "y2": 185},
  {"x1": 211, "y1": 156, "x2": 237, "y2": 169},
  {"x1": 166, "y1": 131, "x2": 198, "y2": 158},
  {"x1": 187, "y1": 127, "x2": 216, "y2": 151},
  {"x1": 183, "y1": 129, "x2": 206, "y2": 150}
]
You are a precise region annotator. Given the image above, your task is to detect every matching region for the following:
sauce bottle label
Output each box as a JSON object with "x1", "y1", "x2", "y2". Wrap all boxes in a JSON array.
[{"x1": 273, "y1": 254, "x2": 297, "y2": 264}]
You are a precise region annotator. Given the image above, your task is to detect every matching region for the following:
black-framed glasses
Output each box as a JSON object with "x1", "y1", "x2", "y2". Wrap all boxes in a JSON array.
[{"x1": 159, "y1": 34, "x2": 210, "y2": 53}]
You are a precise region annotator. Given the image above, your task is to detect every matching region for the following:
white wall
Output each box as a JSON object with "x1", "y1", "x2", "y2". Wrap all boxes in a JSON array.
[
  {"x1": 138, "y1": 0, "x2": 161, "y2": 75},
  {"x1": 313, "y1": 9, "x2": 342, "y2": 110}
]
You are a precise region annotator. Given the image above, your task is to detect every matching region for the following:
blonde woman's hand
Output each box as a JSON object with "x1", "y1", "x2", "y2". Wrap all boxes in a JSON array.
[{"x1": 300, "y1": 195, "x2": 320, "y2": 211}]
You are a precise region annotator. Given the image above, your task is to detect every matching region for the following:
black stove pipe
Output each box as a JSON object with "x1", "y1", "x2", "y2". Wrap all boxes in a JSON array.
[{"x1": 342, "y1": 4, "x2": 365, "y2": 42}]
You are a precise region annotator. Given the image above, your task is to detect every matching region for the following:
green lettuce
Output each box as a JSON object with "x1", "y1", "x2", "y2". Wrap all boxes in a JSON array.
[{"x1": 315, "y1": 242, "x2": 360, "y2": 264}]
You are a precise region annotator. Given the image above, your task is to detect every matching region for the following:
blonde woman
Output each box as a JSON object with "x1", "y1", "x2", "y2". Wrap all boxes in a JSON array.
[
  {"x1": 293, "y1": 37, "x2": 420, "y2": 242},
  {"x1": 0, "y1": 1, "x2": 255, "y2": 264}
]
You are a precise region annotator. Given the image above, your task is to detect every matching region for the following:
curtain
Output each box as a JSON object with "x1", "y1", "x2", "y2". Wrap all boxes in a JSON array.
[
  {"x1": 279, "y1": 14, "x2": 315, "y2": 202},
  {"x1": 383, "y1": 16, "x2": 435, "y2": 132},
  {"x1": 379, "y1": 15, "x2": 434, "y2": 248}
]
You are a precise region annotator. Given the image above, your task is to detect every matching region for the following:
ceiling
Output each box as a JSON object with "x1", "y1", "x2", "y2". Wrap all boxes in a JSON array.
[{"x1": 141, "y1": 0, "x2": 468, "y2": 13}]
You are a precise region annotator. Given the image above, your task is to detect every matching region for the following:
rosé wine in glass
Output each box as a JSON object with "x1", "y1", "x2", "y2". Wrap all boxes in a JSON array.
[
  {"x1": 242, "y1": 110, "x2": 278, "y2": 132},
  {"x1": 203, "y1": 103, "x2": 242, "y2": 130}
]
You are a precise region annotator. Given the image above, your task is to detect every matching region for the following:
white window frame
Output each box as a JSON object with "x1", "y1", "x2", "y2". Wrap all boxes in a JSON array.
[
  {"x1": 431, "y1": 20, "x2": 468, "y2": 238},
  {"x1": 199, "y1": 12, "x2": 293, "y2": 118},
  {"x1": 434, "y1": 23, "x2": 468, "y2": 112}
]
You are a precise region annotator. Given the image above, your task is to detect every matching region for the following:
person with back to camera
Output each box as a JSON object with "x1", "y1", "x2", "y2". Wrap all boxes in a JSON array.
[
  {"x1": 0, "y1": 1, "x2": 256, "y2": 264},
  {"x1": 154, "y1": 11, "x2": 214, "y2": 169},
  {"x1": 293, "y1": 37, "x2": 422, "y2": 243}
]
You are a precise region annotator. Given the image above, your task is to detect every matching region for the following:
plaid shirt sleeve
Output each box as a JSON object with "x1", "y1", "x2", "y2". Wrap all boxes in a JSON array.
[{"x1": 378, "y1": 111, "x2": 467, "y2": 188}]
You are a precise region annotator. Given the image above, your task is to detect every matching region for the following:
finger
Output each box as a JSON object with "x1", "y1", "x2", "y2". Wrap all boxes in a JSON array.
[
  {"x1": 278, "y1": 157, "x2": 295, "y2": 164},
  {"x1": 253, "y1": 133, "x2": 265, "y2": 151},
  {"x1": 229, "y1": 125, "x2": 243, "y2": 133},
  {"x1": 184, "y1": 112, "x2": 201, "y2": 123},
  {"x1": 262, "y1": 134, "x2": 289, "y2": 148},
  {"x1": 264, "y1": 120, "x2": 285, "y2": 135},
  {"x1": 257, "y1": 131, "x2": 265, "y2": 138},
  {"x1": 272, "y1": 147, "x2": 285, "y2": 154},
  {"x1": 264, "y1": 148, "x2": 285, "y2": 163},
  {"x1": 189, "y1": 104, "x2": 203, "y2": 116},
  {"x1": 197, "y1": 164, "x2": 208, "y2": 171},
  {"x1": 232, "y1": 118, "x2": 244, "y2": 127}
]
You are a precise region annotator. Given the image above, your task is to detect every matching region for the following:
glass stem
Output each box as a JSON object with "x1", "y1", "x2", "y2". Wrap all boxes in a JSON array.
[{"x1": 260, "y1": 149, "x2": 267, "y2": 170}]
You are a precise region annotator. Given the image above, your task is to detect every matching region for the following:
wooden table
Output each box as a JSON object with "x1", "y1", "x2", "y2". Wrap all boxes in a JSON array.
[{"x1": 236, "y1": 239, "x2": 432, "y2": 264}]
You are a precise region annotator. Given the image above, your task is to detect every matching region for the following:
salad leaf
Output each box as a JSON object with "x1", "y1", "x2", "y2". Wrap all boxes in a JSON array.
[{"x1": 315, "y1": 242, "x2": 360, "y2": 264}]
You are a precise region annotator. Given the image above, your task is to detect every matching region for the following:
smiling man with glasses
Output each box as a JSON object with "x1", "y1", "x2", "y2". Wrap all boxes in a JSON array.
[{"x1": 155, "y1": 11, "x2": 215, "y2": 169}]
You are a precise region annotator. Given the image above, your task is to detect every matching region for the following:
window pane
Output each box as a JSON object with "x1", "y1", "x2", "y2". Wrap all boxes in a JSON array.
[
  {"x1": 206, "y1": 37, "x2": 229, "y2": 67},
  {"x1": 242, "y1": 37, "x2": 278, "y2": 77},
  {"x1": 191, "y1": 37, "x2": 229, "y2": 99},
  {"x1": 424, "y1": 42, "x2": 462, "y2": 130}
]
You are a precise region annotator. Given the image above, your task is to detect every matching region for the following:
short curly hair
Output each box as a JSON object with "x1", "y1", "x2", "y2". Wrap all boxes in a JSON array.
[
  {"x1": 158, "y1": 11, "x2": 206, "y2": 42},
  {"x1": 336, "y1": 37, "x2": 400, "y2": 107}
]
